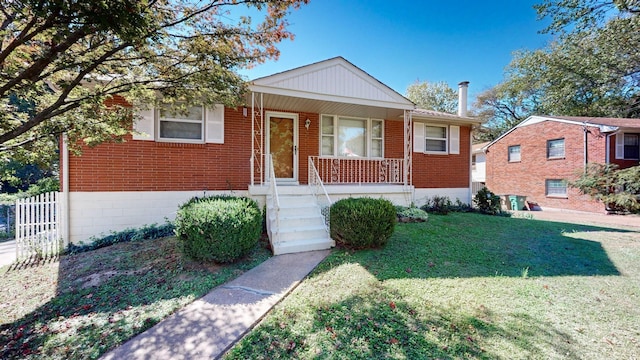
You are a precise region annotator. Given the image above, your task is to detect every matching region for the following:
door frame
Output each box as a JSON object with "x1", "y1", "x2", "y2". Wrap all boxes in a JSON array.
[{"x1": 266, "y1": 111, "x2": 299, "y2": 183}]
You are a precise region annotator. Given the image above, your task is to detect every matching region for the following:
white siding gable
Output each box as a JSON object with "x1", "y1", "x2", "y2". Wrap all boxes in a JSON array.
[{"x1": 251, "y1": 57, "x2": 414, "y2": 109}]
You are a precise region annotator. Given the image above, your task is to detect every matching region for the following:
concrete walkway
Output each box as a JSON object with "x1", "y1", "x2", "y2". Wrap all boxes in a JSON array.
[
  {"x1": 101, "y1": 249, "x2": 330, "y2": 360},
  {"x1": 0, "y1": 239, "x2": 16, "y2": 267}
]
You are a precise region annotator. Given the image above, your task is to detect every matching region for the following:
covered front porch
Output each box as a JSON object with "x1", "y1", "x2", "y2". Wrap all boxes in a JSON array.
[
  {"x1": 244, "y1": 57, "x2": 416, "y2": 255},
  {"x1": 246, "y1": 57, "x2": 415, "y2": 191}
]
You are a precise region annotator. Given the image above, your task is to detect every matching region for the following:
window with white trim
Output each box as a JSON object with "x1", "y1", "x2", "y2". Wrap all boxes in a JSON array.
[
  {"x1": 133, "y1": 104, "x2": 224, "y2": 144},
  {"x1": 508, "y1": 145, "x2": 521, "y2": 162},
  {"x1": 159, "y1": 105, "x2": 203, "y2": 141},
  {"x1": 425, "y1": 125, "x2": 447, "y2": 153},
  {"x1": 624, "y1": 134, "x2": 640, "y2": 159},
  {"x1": 546, "y1": 179, "x2": 567, "y2": 197},
  {"x1": 320, "y1": 115, "x2": 383, "y2": 157},
  {"x1": 413, "y1": 122, "x2": 459, "y2": 155},
  {"x1": 547, "y1": 138, "x2": 565, "y2": 159},
  {"x1": 616, "y1": 133, "x2": 639, "y2": 160}
]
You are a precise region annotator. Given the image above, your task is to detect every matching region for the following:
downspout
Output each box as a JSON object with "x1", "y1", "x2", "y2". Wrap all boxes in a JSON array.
[
  {"x1": 583, "y1": 124, "x2": 588, "y2": 172},
  {"x1": 61, "y1": 134, "x2": 70, "y2": 248},
  {"x1": 605, "y1": 134, "x2": 611, "y2": 164}
]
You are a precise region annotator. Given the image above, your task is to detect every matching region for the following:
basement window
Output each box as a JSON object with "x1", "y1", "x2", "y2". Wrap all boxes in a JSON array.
[{"x1": 546, "y1": 179, "x2": 567, "y2": 197}]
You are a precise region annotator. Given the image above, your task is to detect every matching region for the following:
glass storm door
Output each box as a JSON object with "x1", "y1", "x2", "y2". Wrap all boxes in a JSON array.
[{"x1": 268, "y1": 114, "x2": 298, "y2": 182}]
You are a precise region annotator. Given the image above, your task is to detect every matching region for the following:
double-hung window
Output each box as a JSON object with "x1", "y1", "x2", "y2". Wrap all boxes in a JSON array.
[
  {"x1": 547, "y1": 138, "x2": 565, "y2": 159},
  {"x1": 413, "y1": 122, "x2": 459, "y2": 155},
  {"x1": 424, "y1": 125, "x2": 448, "y2": 153},
  {"x1": 508, "y1": 145, "x2": 521, "y2": 162},
  {"x1": 159, "y1": 105, "x2": 204, "y2": 141},
  {"x1": 133, "y1": 103, "x2": 224, "y2": 144},
  {"x1": 546, "y1": 179, "x2": 567, "y2": 197},
  {"x1": 616, "y1": 133, "x2": 640, "y2": 160},
  {"x1": 321, "y1": 115, "x2": 383, "y2": 157}
]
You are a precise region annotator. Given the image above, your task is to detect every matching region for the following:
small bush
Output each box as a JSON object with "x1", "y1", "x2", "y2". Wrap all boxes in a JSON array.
[
  {"x1": 450, "y1": 198, "x2": 474, "y2": 213},
  {"x1": 396, "y1": 206, "x2": 429, "y2": 223},
  {"x1": 67, "y1": 222, "x2": 175, "y2": 254},
  {"x1": 175, "y1": 195, "x2": 261, "y2": 263},
  {"x1": 330, "y1": 197, "x2": 396, "y2": 249},
  {"x1": 473, "y1": 187, "x2": 502, "y2": 215},
  {"x1": 421, "y1": 195, "x2": 452, "y2": 215}
]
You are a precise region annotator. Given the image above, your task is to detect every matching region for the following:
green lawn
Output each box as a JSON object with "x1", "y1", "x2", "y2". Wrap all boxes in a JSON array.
[
  {"x1": 0, "y1": 236, "x2": 271, "y2": 359},
  {"x1": 225, "y1": 213, "x2": 640, "y2": 359}
]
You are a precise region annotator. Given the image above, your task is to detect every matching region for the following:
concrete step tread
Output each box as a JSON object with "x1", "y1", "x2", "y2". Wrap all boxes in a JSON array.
[
  {"x1": 272, "y1": 237, "x2": 335, "y2": 255},
  {"x1": 270, "y1": 224, "x2": 328, "y2": 234}
]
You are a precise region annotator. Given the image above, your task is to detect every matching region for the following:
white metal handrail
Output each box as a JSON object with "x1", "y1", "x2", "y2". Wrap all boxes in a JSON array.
[
  {"x1": 309, "y1": 156, "x2": 406, "y2": 185},
  {"x1": 267, "y1": 154, "x2": 280, "y2": 245},
  {"x1": 308, "y1": 156, "x2": 333, "y2": 231}
]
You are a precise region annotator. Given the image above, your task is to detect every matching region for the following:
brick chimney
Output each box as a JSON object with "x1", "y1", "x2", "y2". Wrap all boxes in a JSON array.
[{"x1": 457, "y1": 81, "x2": 469, "y2": 117}]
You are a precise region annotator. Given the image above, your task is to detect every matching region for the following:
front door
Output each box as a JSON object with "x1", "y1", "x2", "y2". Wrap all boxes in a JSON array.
[{"x1": 267, "y1": 112, "x2": 298, "y2": 182}]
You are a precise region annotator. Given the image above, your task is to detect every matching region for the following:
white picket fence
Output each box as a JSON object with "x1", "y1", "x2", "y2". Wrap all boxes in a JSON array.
[{"x1": 15, "y1": 192, "x2": 63, "y2": 259}]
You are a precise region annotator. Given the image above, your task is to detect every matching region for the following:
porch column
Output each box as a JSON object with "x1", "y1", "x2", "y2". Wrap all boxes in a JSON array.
[
  {"x1": 251, "y1": 92, "x2": 265, "y2": 185},
  {"x1": 403, "y1": 110, "x2": 412, "y2": 187}
]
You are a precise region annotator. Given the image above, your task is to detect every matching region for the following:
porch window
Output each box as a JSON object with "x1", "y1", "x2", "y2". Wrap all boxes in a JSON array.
[
  {"x1": 508, "y1": 145, "x2": 521, "y2": 162},
  {"x1": 546, "y1": 179, "x2": 567, "y2": 197},
  {"x1": 320, "y1": 115, "x2": 384, "y2": 158},
  {"x1": 547, "y1": 138, "x2": 565, "y2": 159}
]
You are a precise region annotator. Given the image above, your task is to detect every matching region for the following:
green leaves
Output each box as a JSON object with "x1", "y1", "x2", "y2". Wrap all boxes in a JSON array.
[
  {"x1": 406, "y1": 81, "x2": 458, "y2": 114},
  {"x1": 571, "y1": 163, "x2": 640, "y2": 213},
  {"x1": 476, "y1": 1, "x2": 639, "y2": 141},
  {"x1": 0, "y1": 0, "x2": 308, "y2": 162}
]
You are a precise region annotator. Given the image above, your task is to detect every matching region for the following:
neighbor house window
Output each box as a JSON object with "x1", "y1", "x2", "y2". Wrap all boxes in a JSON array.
[
  {"x1": 624, "y1": 133, "x2": 639, "y2": 159},
  {"x1": 547, "y1": 138, "x2": 565, "y2": 159},
  {"x1": 159, "y1": 105, "x2": 204, "y2": 141},
  {"x1": 508, "y1": 145, "x2": 521, "y2": 162},
  {"x1": 320, "y1": 115, "x2": 383, "y2": 157},
  {"x1": 546, "y1": 179, "x2": 567, "y2": 197},
  {"x1": 424, "y1": 125, "x2": 448, "y2": 153}
]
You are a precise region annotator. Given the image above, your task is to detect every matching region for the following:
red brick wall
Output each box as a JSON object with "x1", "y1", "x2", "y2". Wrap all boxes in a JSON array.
[
  {"x1": 69, "y1": 106, "x2": 254, "y2": 191},
  {"x1": 485, "y1": 121, "x2": 607, "y2": 212},
  {"x1": 412, "y1": 125, "x2": 471, "y2": 188},
  {"x1": 68, "y1": 102, "x2": 470, "y2": 192}
]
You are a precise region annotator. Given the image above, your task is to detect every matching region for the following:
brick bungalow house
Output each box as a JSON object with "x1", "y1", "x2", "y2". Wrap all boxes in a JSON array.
[
  {"x1": 60, "y1": 57, "x2": 482, "y2": 254},
  {"x1": 484, "y1": 115, "x2": 640, "y2": 213}
]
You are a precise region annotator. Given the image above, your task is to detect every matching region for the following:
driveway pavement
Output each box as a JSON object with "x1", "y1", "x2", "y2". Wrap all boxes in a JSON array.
[
  {"x1": 516, "y1": 208, "x2": 640, "y2": 230},
  {"x1": 0, "y1": 239, "x2": 16, "y2": 267}
]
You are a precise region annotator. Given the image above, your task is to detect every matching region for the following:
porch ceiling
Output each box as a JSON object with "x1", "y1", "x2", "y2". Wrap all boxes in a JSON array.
[{"x1": 247, "y1": 92, "x2": 408, "y2": 120}]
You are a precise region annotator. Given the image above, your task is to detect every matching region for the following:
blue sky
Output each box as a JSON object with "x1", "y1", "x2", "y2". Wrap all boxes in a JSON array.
[{"x1": 238, "y1": 0, "x2": 553, "y2": 103}]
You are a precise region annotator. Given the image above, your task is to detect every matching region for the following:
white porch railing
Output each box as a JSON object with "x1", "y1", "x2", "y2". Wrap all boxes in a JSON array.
[
  {"x1": 309, "y1": 156, "x2": 406, "y2": 185},
  {"x1": 308, "y1": 156, "x2": 332, "y2": 232},
  {"x1": 266, "y1": 154, "x2": 280, "y2": 247},
  {"x1": 15, "y1": 191, "x2": 63, "y2": 259}
]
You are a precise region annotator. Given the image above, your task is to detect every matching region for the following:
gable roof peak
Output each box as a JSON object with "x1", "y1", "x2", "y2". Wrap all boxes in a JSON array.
[{"x1": 250, "y1": 57, "x2": 414, "y2": 109}]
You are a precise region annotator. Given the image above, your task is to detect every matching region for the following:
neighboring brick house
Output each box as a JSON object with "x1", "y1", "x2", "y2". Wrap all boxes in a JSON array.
[
  {"x1": 61, "y1": 57, "x2": 482, "y2": 253},
  {"x1": 484, "y1": 115, "x2": 640, "y2": 213}
]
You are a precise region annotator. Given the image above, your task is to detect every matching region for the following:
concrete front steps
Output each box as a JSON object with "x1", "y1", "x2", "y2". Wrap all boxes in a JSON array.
[{"x1": 266, "y1": 190, "x2": 335, "y2": 255}]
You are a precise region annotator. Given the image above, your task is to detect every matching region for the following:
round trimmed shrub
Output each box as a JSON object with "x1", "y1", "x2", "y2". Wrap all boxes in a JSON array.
[
  {"x1": 330, "y1": 197, "x2": 397, "y2": 249},
  {"x1": 174, "y1": 196, "x2": 261, "y2": 263}
]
